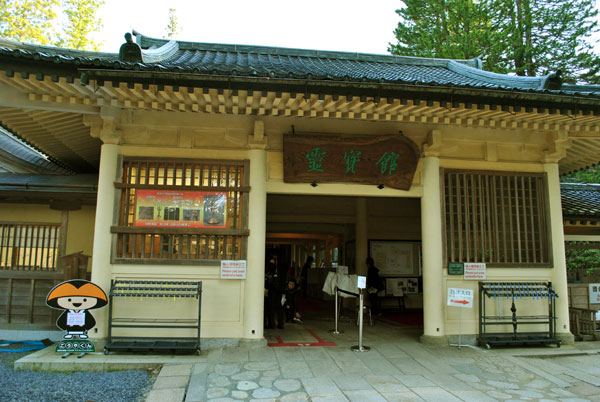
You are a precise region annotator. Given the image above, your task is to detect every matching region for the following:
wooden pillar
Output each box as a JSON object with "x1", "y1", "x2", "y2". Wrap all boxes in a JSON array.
[
  {"x1": 545, "y1": 162, "x2": 574, "y2": 344},
  {"x1": 420, "y1": 156, "x2": 445, "y2": 344},
  {"x1": 90, "y1": 142, "x2": 121, "y2": 339},
  {"x1": 244, "y1": 122, "x2": 268, "y2": 340}
]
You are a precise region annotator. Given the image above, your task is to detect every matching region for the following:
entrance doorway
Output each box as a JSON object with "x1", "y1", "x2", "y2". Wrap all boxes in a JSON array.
[{"x1": 265, "y1": 194, "x2": 423, "y2": 335}]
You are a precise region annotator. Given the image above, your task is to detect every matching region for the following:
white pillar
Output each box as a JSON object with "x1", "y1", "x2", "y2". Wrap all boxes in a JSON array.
[
  {"x1": 90, "y1": 143, "x2": 120, "y2": 339},
  {"x1": 355, "y1": 197, "x2": 368, "y2": 276},
  {"x1": 420, "y1": 156, "x2": 445, "y2": 343},
  {"x1": 544, "y1": 163, "x2": 573, "y2": 342},
  {"x1": 244, "y1": 148, "x2": 267, "y2": 339}
]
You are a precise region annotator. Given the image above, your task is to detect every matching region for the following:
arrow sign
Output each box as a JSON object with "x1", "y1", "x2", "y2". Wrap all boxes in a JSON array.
[{"x1": 447, "y1": 288, "x2": 474, "y2": 308}]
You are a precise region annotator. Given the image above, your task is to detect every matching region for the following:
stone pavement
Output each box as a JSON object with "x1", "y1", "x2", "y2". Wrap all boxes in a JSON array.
[{"x1": 144, "y1": 318, "x2": 600, "y2": 402}]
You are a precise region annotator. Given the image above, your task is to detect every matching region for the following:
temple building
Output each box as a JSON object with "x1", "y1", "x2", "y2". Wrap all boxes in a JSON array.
[{"x1": 0, "y1": 32, "x2": 599, "y2": 346}]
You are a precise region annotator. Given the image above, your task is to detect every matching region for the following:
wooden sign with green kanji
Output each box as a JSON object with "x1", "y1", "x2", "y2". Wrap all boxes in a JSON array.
[{"x1": 283, "y1": 134, "x2": 420, "y2": 190}]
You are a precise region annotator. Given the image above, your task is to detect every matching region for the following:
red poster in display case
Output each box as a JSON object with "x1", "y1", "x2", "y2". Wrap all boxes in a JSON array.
[{"x1": 134, "y1": 190, "x2": 227, "y2": 228}]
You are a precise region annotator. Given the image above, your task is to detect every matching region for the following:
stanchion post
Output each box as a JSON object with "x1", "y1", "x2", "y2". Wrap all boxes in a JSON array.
[
  {"x1": 458, "y1": 307, "x2": 462, "y2": 349},
  {"x1": 351, "y1": 289, "x2": 370, "y2": 352},
  {"x1": 449, "y1": 307, "x2": 464, "y2": 349},
  {"x1": 330, "y1": 286, "x2": 343, "y2": 334}
]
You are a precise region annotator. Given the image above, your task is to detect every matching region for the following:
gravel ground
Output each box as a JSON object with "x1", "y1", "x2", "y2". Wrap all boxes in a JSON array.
[{"x1": 0, "y1": 344, "x2": 155, "y2": 402}]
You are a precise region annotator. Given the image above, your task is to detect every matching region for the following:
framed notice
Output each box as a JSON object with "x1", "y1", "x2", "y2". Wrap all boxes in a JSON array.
[
  {"x1": 369, "y1": 240, "x2": 420, "y2": 277},
  {"x1": 464, "y1": 263, "x2": 486, "y2": 280},
  {"x1": 221, "y1": 260, "x2": 247, "y2": 279},
  {"x1": 135, "y1": 190, "x2": 227, "y2": 228}
]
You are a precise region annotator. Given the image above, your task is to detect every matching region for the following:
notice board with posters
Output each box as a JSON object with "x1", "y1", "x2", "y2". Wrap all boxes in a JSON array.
[{"x1": 369, "y1": 240, "x2": 421, "y2": 277}]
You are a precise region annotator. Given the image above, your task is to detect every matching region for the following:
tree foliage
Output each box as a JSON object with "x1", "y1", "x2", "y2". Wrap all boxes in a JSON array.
[
  {"x1": 389, "y1": 0, "x2": 600, "y2": 83},
  {"x1": 563, "y1": 165, "x2": 600, "y2": 183},
  {"x1": 0, "y1": 0, "x2": 104, "y2": 50},
  {"x1": 566, "y1": 243, "x2": 600, "y2": 274},
  {"x1": 164, "y1": 8, "x2": 180, "y2": 40},
  {"x1": 390, "y1": 0, "x2": 495, "y2": 60},
  {"x1": 0, "y1": 0, "x2": 58, "y2": 45}
]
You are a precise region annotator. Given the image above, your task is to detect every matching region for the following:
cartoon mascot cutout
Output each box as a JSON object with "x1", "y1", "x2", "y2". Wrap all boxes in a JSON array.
[{"x1": 46, "y1": 279, "x2": 107, "y2": 355}]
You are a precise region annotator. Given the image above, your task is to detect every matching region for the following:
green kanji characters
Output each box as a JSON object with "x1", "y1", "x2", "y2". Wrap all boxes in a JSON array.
[
  {"x1": 306, "y1": 147, "x2": 326, "y2": 172},
  {"x1": 344, "y1": 149, "x2": 362, "y2": 174},
  {"x1": 376, "y1": 151, "x2": 399, "y2": 175}
]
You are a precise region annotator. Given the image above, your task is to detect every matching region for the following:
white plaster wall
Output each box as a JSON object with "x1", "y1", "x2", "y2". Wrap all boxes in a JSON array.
[{"x1": 95, "y1": 110, "x2": 568, "y2": 340}]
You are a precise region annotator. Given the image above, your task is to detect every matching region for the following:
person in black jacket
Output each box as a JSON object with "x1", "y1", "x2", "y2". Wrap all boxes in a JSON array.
[
  {"x1": 283, "y1": 279, "x2": 302, "y2": 323},
  {"x1": 366, "y1": 257, "x2": 385, "y2": 315}
]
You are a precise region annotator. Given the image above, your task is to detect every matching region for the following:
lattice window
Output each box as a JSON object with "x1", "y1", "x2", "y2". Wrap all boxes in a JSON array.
[
  {"x1": 0, "y1": 223, "x2": 61, "y2": 270},
  {"x1": 443, "y1": 170, "x2": 551, "y2": 266},
  {"x1": 112, "y1": 158, "x2": 249, "y2": 263}
]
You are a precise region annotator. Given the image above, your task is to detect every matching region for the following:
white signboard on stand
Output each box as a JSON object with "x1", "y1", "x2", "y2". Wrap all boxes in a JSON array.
[
  {"x1": 589, "y1": 284, "x2": 600, "y2": 304},
  {"x1": 447, "y1": 287, "x2": 473, "y2": 349},
  {"x1": 357, "y1": 275, "x2": 367, "y2": 289},
  {"x1": 221, "y1": 260, "x2": 247, "y2": 279},
  {"x1": 464, "y1": 263, "x2": 486, "y2": 280},
  {"x1": 447, "y1": 288, "x2": 474, "y2": 308}
]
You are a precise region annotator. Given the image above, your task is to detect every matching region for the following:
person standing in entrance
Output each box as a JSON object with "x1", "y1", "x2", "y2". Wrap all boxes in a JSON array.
[
  {"x1": 300, "y1": 256, "x2": 313, "y2": 299},
  {"x1": 284, "y1": 279, "x2": 302, "y2": 323},
  {"x1": 366, "y1": 257, "x2": 385, "y2": 315},
  {"x1": 265, "y1": 253, "x2": 286, "y2": 329}
]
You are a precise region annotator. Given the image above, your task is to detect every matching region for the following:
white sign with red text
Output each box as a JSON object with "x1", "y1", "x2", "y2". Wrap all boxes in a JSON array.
[
  {"x1": 589, "y1": 284, "x2": 600, "y2": 304},
  {"x1": 447, "y1": 288, "x2": 474, "y2": 308},
  {"x1": 464, "y1": 263, "x2": 486, "y2": 280},
  {"x1": 221, "y1": 260, "x2": 247, "y2": 279}
]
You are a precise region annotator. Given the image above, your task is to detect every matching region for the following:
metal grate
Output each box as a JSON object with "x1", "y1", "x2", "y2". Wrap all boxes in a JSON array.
[{"x1": 443, "y1": 171, "x2": 550, "y2": 266}]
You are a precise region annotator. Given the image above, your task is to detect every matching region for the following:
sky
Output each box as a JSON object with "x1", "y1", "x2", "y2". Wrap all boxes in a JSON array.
[
  {"x1": 94, "y1": 0, "x2": 400, "y2": 55},
  {"x1": 93, "y1": 0, "x2": 600, "y2": 57}
]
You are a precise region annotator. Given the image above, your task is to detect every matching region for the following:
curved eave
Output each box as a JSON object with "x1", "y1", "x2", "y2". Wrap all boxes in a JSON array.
[
  {"x1": 1, "y1": 45, "x2": 599, "y2": 110},
  {"x1": 1, "y1": 42, "x2": 600, "y2": 175},
  {"x1": 75, "y1": 68, "x2": 600, "y2": 113}
]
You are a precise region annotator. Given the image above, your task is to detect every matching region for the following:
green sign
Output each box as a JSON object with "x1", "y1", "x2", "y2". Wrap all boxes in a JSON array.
[
  {"x1": 448, "y1": 262, "x2": 464, "y2": 275},
  {"x1": 55, "y1": 339, "x2": 95, "y2": 353}
]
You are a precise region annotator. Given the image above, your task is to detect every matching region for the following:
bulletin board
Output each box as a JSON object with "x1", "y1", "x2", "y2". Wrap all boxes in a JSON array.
[{"x1": 369, "y1": 240, "x2": 421, "y2": 277}]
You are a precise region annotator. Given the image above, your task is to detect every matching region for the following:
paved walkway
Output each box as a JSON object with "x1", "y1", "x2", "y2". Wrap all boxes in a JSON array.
[{"x1": 142, "y1": 318, "x2": 600, "y2": 402}]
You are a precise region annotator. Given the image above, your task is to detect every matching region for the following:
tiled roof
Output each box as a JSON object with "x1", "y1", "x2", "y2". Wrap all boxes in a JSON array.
[
  {"x1": 561, "y1": 183, "x2": 600, "y2": 220},
  {"x1": 1, "y1": 33, "x2": 599, "y2": 98},
  {"x1": 0, "y1": 127, "x2": 72, "y2": 174},
  {"x1": 0, "y1": 173, "x2": 97, "y2": 193}
]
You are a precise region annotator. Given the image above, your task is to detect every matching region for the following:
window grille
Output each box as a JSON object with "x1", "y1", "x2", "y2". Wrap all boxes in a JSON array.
[
  {"x1": 112, "y1": 158, "x2": 249, "y2": 263},
  {"x1": 443, "y1": 170, "x2": 550, "y2": 266},
  {"x1": 0, "y1": 223, "x2": 61, "y2": 270}
]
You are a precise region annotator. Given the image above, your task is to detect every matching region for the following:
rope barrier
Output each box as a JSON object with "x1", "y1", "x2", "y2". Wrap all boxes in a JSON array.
[
  {"x1": 336, "y1": 288, "x2": 359, "y2": 297},
  {"x1": 329, "y1": 286, "x2": 370, "y2": 352}
]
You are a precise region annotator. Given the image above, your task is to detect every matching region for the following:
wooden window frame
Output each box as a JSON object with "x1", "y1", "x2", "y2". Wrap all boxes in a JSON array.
[
  {"x1": 442, "y1": 169, "x2": 553, "y2": 268},
  {"x1": 111, "y1": 157, "x2": 250, "y2": 265},
  {"x1": 0, "y1": 222, "x2": 63, "y2": 271}
]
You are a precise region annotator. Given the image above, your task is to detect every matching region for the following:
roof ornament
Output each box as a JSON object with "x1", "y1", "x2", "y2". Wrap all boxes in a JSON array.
[
  {"x1": 118, "y1": 32, "x2": 142, "y2": 63},
  {"x1": 542, "y1": 70, "x2": 563, "y2": 90}
]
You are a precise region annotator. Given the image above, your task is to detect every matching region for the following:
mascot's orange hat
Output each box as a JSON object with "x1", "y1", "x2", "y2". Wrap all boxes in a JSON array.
[{"x1": 46, "y1": 279, "x2": 108, "y2": 309}]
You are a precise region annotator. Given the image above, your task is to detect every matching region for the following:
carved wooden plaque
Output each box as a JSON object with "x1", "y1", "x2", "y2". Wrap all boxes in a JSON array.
[{"x1": 283, "y1": 134, "x2": 420, "y2": 190}]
